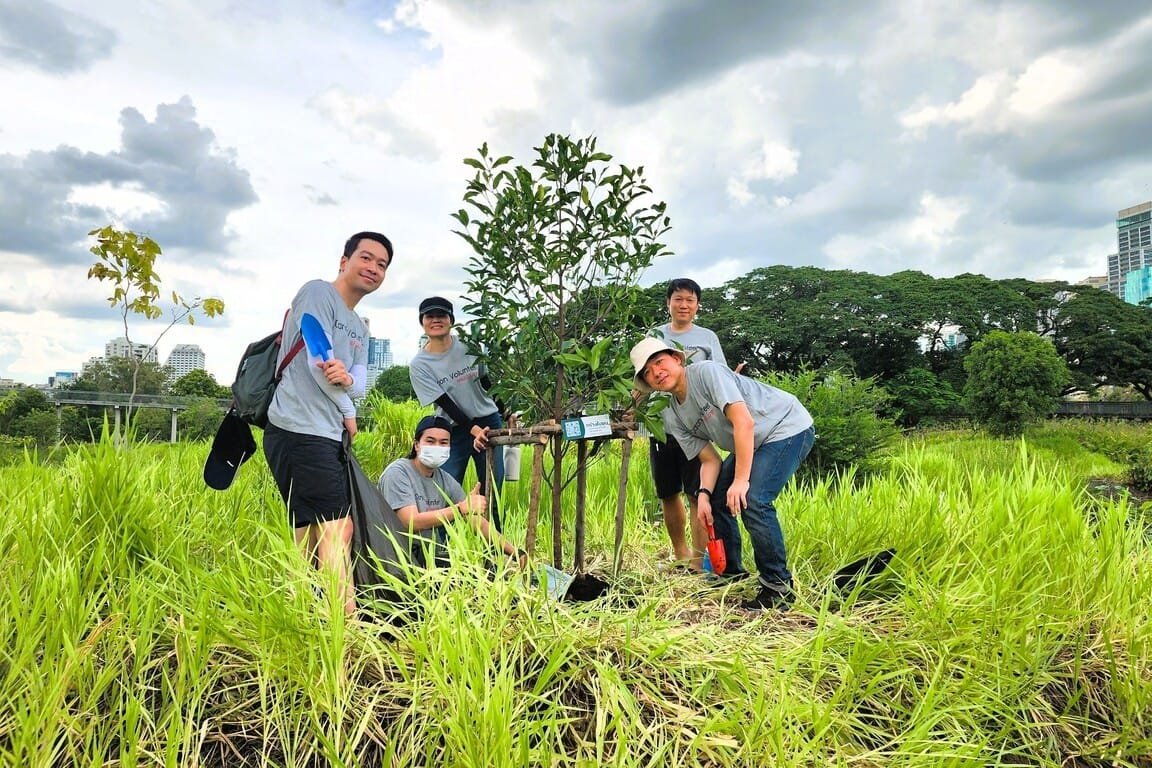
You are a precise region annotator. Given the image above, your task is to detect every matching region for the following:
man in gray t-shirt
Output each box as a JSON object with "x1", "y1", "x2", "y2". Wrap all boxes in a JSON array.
[
  {"x1": 644, "y1": 278, "x2": 738, "y2": 571},
  {"x1": 631, "y1": 336, "x2": 815, "y2": 613},
  {"x1": 263, "y1": 231, "x2": 393, "y2": 617}
]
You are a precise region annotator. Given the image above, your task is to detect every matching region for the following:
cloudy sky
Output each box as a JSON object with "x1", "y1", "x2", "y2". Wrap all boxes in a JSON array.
[{"x1": 2, "y1": 0, "x2": 1151, "y2": 386}]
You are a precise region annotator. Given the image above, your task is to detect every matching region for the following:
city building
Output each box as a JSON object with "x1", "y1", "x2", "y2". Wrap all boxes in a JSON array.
[
  {"x1": 165, "y1": 344, "x2": 206, "y2": 383},
  {"x1": 917, "y1": 324, "x2": 967, "y2": 354},
  {"x1": 366, "y1": 336, "x2": 393, "y2": 388},
  {"x1": 1123, "y1": 265, "x2": 1152, "y2": 306},
  {"x1": 1076, "y1": 275, "x2": 1108, "y2": 291},
  {"x1": 1108, "y1": 201, "x2": 1152, "y2": 302},
  {"x1": 105, "y1": 336, "x2": 158, "y2": 363},
  {"x1": 49, "y1": 371, "x2": 77, "y2": 388}
]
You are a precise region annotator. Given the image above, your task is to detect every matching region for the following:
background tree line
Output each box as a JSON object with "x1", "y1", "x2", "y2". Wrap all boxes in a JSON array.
[
  {"x1": 8, "y1": 263, "x2": 1149, "y2": 448},
  {"x1": 373, "y1": 267, "x2": 1150, "y2": 424},
  {"x1": 0, "y1": 363, "x2": 231, "y2": 448},
  {"x1": 637, "y1": 267, "x2": 1151, "y2": 427}
]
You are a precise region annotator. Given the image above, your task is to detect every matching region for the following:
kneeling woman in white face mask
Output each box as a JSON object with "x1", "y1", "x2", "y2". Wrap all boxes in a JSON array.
[{"x1": 378, "y1": 415, "x2": 523, "y2": 567}]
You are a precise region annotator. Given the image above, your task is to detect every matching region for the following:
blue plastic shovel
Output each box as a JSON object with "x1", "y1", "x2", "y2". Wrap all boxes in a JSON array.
[{"x1": 299, "y1": 312, "x2": 331, "y2": 361}]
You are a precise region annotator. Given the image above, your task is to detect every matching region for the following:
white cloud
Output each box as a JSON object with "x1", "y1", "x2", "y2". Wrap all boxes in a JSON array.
[
  {"x1": 1007, "y1": 54, "x2": 1089, "y2": 116},
  {"x1": 824, "y1": 192, "x2": 968, "y2": 273},
  {"x1": 725, "y1": 141, "x2": 801, "y2": 207},
  {"x1": 900, "y1": 73, "x2": 1010, "y2": 134},
  {"x1": 66, "y1": 183, "x2": 167, "y2": 223},
  {"x1": 905, "y1": 192, "x2": 968, "y2": 248},
  {"x1": 0, "y1": 0, "x2": 1148, "y2": 385},
  {"x1": 898, "y1": 52, "x2": 1091, "y2": 136}
]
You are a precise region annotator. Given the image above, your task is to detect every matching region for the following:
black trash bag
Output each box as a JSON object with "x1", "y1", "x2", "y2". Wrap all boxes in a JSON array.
[
  {"x1": 346, "y1": 450, "x2": 425, "y2": 606},
  {"x1": 565, "y1": 572, "x2": 611, "y2": 602},
  {"x1": 829, "y1": 548, "x2": 897, "y2": 593}
]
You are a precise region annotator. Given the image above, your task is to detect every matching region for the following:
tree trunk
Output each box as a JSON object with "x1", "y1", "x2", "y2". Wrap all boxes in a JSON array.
[{"x1": 613, "y1": 437, "x2": 633, "y2": 575}]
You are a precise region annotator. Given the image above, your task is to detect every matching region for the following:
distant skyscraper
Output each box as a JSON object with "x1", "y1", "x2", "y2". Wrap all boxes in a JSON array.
[
  {"x1": 366, "y1": 336, "x2": 393, "y2": 388},
  {"x1": 1108, "y1": 201, "x2": 1152, "y2": 302},
  {"x1": 105, "y1": 336, "x2": 157, "y2": 363},
  {"x1": 165, "y1": 343, "x2": 206, "y2": 382},
  {"x1": 1123, "y1": 266, "x2": 1152, "y2": 306}
]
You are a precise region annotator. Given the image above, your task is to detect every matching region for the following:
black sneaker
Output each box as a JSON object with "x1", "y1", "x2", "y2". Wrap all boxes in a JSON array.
[{"x1": 740, "y1": 584, "x2": 793, "y2": 611}]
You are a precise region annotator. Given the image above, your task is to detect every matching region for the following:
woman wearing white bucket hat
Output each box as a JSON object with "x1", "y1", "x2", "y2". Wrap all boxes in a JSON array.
[{"x1": 629, "y1": 337, "x2": 815, "y2": 611}]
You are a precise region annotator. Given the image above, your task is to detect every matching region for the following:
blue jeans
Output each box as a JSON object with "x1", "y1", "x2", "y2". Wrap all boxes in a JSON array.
[
  {"x1": 710, "y1": 426, "x2": 814, "y2": 588},
  {"x1": 444, "y1": 411, "x2": 506, "y2": 531}
]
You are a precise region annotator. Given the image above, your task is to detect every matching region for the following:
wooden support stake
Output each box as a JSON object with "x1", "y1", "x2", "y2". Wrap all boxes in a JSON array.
[
  {"x1": 613, "y1": 436, "x2": 633, "y2": 575},
  {"x1": 525, "y1": 440, "x2": 546, "y2": 555},
  {"x1": 573, "y1": 439, "x2": 588, "y2": 575},
  {"x1": 550, "y1": 436, "x2": 563, "y2": 569},
  {"x1": 484, "y1": 444, "x2": 496, "y2": 524},
  {"x1": 488, "y1": 433, "x2": 551, "y2": 447},
  {"x1": 487, "y1": 423, "x2": 637, "y2": 440}
]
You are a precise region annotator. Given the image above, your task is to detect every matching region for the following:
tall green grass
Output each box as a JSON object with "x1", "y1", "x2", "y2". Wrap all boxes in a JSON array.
[{"x1": 1, "y1": 414, "x2": 1149, "y2": 766}]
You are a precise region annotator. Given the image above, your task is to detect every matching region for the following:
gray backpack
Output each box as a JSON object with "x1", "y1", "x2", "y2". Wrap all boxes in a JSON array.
[{"x1": 230, "y1": 311, "x2": 305, "y2": 428}]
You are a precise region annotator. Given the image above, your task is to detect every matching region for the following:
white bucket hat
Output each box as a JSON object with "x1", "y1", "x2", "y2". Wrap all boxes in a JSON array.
[{"x1": 630, "y1": 337, "x2": 686, "y2": 393}]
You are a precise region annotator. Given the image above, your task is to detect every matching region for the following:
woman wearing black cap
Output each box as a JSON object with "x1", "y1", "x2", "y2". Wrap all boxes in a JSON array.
[
  {"x1": 408, "y1": 296, "x2": 508, "y2": 530},
  {"x1": 378, "y1": 415, "x2": 521, "y2": 565}
]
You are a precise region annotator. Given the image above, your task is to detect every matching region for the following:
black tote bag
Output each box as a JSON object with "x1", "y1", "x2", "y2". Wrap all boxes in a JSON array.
[{"x1": 346, "y1": 450, "x2": 425, "y2": 602}]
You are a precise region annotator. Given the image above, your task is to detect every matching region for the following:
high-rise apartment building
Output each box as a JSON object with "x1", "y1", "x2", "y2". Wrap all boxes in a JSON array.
[
  {"x1": 165, "y1": 344, "x2": 206, "y2": 382},
  {"x1": 105, "y1": 337, "x2": 158, "y2": 363},
  {"x1": 1108, "y1": 201, "x2": 1152, "y2": 302},
  {"x1": 366, "y1": 337, "x2": 393, "y2": 388}
]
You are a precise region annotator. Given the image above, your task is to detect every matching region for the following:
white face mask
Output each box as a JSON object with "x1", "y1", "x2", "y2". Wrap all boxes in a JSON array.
[{"x1": 417, "y1": 445, "x2": 451, "y2": 469}]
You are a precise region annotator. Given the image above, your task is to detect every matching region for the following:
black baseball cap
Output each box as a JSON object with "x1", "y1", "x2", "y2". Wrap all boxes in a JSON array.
[
  {"x1": 418, "y1": 296, "x2": 454, "y2": 322},
  {"x1": 203, "y1": 409, "x2": 258, "y2": 491},
  {"x1": 414, "y1": 414, "x2": 453, "y2": 439}
]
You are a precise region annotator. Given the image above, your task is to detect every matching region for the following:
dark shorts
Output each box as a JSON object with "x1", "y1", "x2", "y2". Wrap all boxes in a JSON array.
[
  {"x1": 649, "y1": 434, "x2": 701, "y2": 499},
  {"x1": 263, "y1": 424, "x2": 350, "y2": 529}
]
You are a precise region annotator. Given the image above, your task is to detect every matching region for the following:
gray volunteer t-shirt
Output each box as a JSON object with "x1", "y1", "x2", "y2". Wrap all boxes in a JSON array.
[
  {"x1": 647, "y1": 323, "x2": 729, "y2": 441},
  {"x1": 666, "y1": 361, "x2": 813, "y2": 459},
  {"x1": 651, "y1": 323, "x2": 728, "y2": 367},
  {"x1": 378, "y1": 458, "x2": 467, "y2": 546},
  {"x1": 409, "y1": 336, "x2": 499, "y2": 426},
  {"x1": 268, "y1": 280, "x2": 369, "y2": 441}
]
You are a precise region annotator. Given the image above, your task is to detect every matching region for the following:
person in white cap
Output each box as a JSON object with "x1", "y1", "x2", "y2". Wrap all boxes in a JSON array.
[
  {"x1": 644, "y1": 278, "x2": 741, "y2": 571},
  {"x1": 629, "y1": 336, "x2": 815, "y2": 611}
]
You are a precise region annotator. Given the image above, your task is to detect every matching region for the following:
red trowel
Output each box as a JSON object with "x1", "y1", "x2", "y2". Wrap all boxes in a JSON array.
[{"x1": 706, "y1": 524, "x2": 726, "y2": 575}]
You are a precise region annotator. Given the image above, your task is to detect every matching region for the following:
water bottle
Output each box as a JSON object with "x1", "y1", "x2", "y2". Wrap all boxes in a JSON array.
[{"x1": 702, "y1": 549, "x2": 713, "y2": 573}]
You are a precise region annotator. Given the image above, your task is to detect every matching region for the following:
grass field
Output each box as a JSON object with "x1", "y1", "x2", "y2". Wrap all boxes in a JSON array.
[{"x1": 1, "y1": 409, "x2": 1150, "y2": 767}]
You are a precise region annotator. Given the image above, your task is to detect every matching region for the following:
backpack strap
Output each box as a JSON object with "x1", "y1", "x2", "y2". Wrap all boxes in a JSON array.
[
  {"x1": 277, "y1": 337, "x2": 305, "y2": 378},
  {"x1": 275, "y1": 308, "x2": 307, "y2": 380}
]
